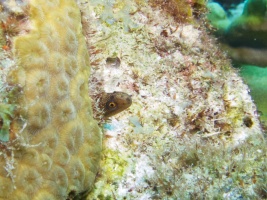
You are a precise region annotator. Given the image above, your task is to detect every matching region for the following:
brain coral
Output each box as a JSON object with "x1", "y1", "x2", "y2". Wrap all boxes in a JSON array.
[{"x1": 0, "y1": 0, "x2": 102, "y2": 199}]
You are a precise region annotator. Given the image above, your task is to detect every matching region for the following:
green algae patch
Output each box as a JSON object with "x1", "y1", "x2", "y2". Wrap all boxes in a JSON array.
[
  {"x1": 240, "y1": 65, "x2": 267, "y2": 123},
  {"x1": 88, "y1": 146, "x2": 128, "y2": 199},
  {"x1": 0, "y1": 104, "x2": 15, "y2": 142}
]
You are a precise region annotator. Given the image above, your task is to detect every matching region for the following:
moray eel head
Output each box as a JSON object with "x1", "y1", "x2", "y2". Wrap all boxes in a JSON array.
[{"x1": 100, "y1": 92, "x2": 132, "y2": 118}]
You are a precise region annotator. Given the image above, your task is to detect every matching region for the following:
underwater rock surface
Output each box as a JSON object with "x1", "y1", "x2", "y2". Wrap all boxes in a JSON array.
[{"x1": 77, "y1": 0, "x2": 265, "y2": 199}]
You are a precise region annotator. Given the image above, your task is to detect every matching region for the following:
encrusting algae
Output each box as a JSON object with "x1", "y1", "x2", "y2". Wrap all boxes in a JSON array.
[{"x1": 0, "y1": 0, "x2": 102, "y2": 199}]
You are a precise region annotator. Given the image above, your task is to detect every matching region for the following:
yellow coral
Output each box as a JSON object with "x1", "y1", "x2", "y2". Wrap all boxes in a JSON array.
[{"x1": 0, "y1": 0, "x2": 102, "y2": 199}]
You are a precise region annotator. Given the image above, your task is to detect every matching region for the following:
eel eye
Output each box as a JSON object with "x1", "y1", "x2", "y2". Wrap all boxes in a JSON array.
[{"x1": 109, "y1": 102, "x2": 116, "y2": 108}]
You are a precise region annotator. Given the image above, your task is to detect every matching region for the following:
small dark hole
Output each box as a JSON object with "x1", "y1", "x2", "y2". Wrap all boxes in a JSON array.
[{"x1": 243, "y1": 116, "x2": 253, "y2": 128}]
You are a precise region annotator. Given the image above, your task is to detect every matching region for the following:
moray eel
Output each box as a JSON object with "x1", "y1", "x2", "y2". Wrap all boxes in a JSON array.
[{"x1": 99, "y1": 92, "x2": 132, "y2": 118}]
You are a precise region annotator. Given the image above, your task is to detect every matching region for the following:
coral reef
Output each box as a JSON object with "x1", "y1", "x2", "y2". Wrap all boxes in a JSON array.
[
  {"x1": 207, "y1": 2, "x2": 230, "y2": 34},
  {"x1": 0, "y1": 0, "x2": 265, "y2": 199},
  {"x1": 207, "y1": 0, "x2": 267, "y2": 66},
  {"x1": 0, "y1": 0, "x2": 101, "y2": 199},
  {"x1": 225, "y1": 0, "x2": 267, "y2": 49}
]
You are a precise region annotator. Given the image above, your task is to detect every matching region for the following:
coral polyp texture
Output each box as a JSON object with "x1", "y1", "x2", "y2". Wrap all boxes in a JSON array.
[{"x1": 0, "y1": 0, "x2": 101, "y2": 199}]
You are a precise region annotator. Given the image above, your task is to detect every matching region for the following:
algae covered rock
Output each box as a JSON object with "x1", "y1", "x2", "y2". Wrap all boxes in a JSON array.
[
  {"x1": 0, "y1": 0, "x2": 102, "y2": 199},
  {"x1": 77, "y1": 0, "x2": 265, "y2": 199}
]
